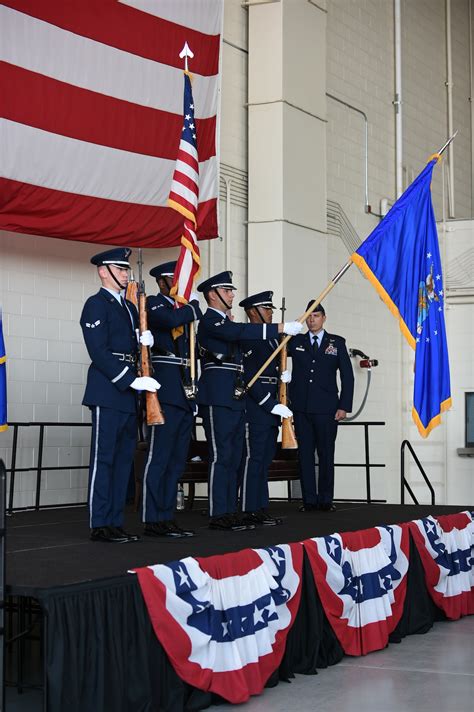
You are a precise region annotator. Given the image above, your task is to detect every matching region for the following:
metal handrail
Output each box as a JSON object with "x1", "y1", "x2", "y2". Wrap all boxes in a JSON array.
[
  {"x1": 4, "y1": 420, "x2": 386, "y2": 512},
  {"x1": 4, "y1": 422, "x2": 92, "y2": 513},
  {"x1": 400, "y1": 439, "x2": 436, "y2": 505},
  {"x1": 339, "y1": 421, "x2": 385, "y2": 504}
]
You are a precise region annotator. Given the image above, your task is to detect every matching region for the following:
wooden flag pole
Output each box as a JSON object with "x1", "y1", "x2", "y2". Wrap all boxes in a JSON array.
[{"x1": 244, "y1": 261, "x2": 353, "y2": 393}]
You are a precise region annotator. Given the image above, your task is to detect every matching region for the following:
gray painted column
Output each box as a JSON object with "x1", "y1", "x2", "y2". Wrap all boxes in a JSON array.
[{"x1": 247, "y1": 0, "x2": 328, "y2": 317}]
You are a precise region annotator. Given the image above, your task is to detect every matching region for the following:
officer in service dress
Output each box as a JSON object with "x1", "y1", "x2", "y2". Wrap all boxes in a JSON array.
[
  {"x1": 81, "y1": 248, "x2": 159, "y2": 543},
  {"x1": 238, "y1": 291, "x2": 293, "y2": 526},
  {"x1": 287, "y1": 302, "x2": 354, "y2": 512}
]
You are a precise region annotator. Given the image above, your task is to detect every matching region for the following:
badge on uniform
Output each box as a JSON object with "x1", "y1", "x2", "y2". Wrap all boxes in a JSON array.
[
  {"x1": 325, "y1": 341, "x2": 338, "y2": 356},
  {"x1": 85, "y1": 320, "x2": 101, "y2": 329},
  {"x1": 151, "y1": 305, "x2": 165, "y2": 310},
  {"x1": 214, "y1": 320, "x2": 225, "y2": 327},
  {"x1": 296, "y1": 346, "x2": 305, "y2": 352}
]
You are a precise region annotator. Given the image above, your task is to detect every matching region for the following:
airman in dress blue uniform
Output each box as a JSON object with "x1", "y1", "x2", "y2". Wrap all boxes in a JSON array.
[
  {"x1": 81, "y1": 248, "x2": 160, "y2": 543},
  {"x1": 238, "y1": 292, "x2": 292, "y2": 526},
  {"x1": 196, "y1": 272, "x2": 303, "y2": 531},
  {"x1": 142, "y1": 261, "x2": 202, "y2": 538},
  {"x1": 288, "y1": 302, "x2": 354, "y2": 512}
]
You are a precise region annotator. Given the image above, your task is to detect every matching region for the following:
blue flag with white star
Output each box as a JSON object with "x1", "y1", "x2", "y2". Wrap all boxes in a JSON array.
[
  {"x1": 0, "y1": 311, "x2": 7, "y2": 432},
  {"x1": 352, "y1": 158, "x2": 451, "y2": 437}
]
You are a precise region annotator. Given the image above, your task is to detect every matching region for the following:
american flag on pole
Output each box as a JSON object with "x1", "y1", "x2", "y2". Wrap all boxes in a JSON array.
[
  {"x1": 304, "y1": 524, "x2": 410, "y2": 656},
  {"x1": 169, "y1": 61, "x2": 201, "y2": 306},
  {"x1": 0, "y1": 0, "x2": 222, "y2": 248},
  {"x1": 409, "y1": 511, "x2": 474, "y2": 619},
  {"x1": 135, "y1": 544, "x2": 303, "y2": 703}
]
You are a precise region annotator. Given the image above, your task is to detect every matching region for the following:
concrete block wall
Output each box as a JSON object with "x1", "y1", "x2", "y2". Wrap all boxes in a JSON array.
[{"x1": 0, "y1": 231, "x2": 183, "y2": 506}]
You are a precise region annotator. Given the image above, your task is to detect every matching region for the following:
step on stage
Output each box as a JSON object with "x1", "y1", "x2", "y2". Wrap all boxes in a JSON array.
[{"x1": 6, "y1": 501, "x2": 473, "y2": 711}]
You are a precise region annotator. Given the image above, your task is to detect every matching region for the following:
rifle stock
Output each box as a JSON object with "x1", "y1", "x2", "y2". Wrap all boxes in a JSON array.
[
  {"x1": 278, "y1": 341, "x2": 298, "y2": 450},
  {"x1": 138, "y1": 293, "x2": 165, "y2": 426}
]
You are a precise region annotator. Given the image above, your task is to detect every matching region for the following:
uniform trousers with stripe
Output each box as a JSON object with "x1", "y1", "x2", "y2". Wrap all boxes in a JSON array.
[
  {"x1": 293, "y1": 411, "x2": 338, "y2": 506},
  {"x1": 142, "y1": 404, "x2": 193, "y2": 523},
  {"x1": 88, "y1": 406, "x2": 137, "y2": 529},
  {"x1": 200, "y1": 405, "x2": 245, "y2": 517},
  {"x1": 239, "y1": 421, "x2": 278, "y2": 513}
]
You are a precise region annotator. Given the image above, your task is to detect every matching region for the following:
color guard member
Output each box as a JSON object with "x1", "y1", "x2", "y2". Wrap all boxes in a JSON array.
[
  {"x1": 238, "y1": 291, "x2": 292, "y2": 526},
  {"x1": 196, "y1": 271, "x2": 303, "y2": 531},
  {"x1": 142, "y1": 261, "x2": 202, "y2": 538},
  {"x1": 81, "y1": 248, "x2": 159, "y2": 543}
]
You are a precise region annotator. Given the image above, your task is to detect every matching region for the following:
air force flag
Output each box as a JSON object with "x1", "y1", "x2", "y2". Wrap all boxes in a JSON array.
[
  {"x1": 304, "y1": 525, "x2": 409, "y2": 656},
  {"x1": 352, "y1": 158, "x2": 451, "y2": 437},
  {"x1": 136, "y1": 543, "x2": 303, "y2": 703}
]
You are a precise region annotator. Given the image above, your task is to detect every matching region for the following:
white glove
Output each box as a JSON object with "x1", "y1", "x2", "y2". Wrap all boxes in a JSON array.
[
  {"x1": 139, "y1": 330, "x2": 154, "y2": 347},
  {"x1": 283, "y1": 321, "x2": 303, "y2": 336},
  {"x1": 189, "y1": 292, "x2": 200, "y2": 302},
  {"x1": 280, "y1": 369, "x2": 292, "y2": 383},
  {"x1": 130, "y1": 377, "x2": 161, "y2": 392},
  {"x1": 271, "y1": 404, "x2": 293, "y2": 419}
]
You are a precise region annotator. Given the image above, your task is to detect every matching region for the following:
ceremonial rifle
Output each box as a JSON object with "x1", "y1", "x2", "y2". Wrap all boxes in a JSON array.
[
  {"x1": 278, "y1": 297, "x2": 298, "y2": 449},
  {"x1": 134, "y1": 250, "x2": 165, "y2": 426}
]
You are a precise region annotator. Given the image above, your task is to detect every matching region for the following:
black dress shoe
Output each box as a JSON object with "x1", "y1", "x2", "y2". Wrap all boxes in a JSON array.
[
  {"x1": 320, "y1": 503, "x2": 337, "y2": 512},
  {"x1": 298, "y1": 504, "x2": 319, "y2": 512},
  {"x1": 144, "y1": 521, "x2": 188, "y2": 538},
  {"x1": 143, "y1": 521, "x2": 193, "y2": 538},
  {"x1": 242, "y1": 511, "x2": 283, "y2": 526},
  {"x1": 166, "y1": 520, "x2": 195, "y2": 537},
  {"x1": 209, "y1": 514, "x2": 249, "y2": 531},
  {"x1": 230, "y1": 513, "x2": 256, "y2": 530},
  {"x1": 112, "y1": 527, "x2": 141, "y2": 542},
  {"x1": 90, "y1": 526, "x2": 129, "y2": 543}
]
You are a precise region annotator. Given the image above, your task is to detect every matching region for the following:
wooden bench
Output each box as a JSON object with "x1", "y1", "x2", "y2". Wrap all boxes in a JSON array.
[{"x1": 134, "y1": 438, "x2": 300, "y2": 511}]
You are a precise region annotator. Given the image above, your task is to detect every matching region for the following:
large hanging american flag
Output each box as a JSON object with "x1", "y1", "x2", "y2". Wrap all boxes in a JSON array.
[
  {"x1": 409, "y1": 511, "x2": 474, "y2": 619},
  {"x1": 135, "y1": 544, "x2": 303, "y2": 704},
  {"x1": 304, "y1": 524, "x2": 410, "y2": 656},
  {"x1": 0, "y1": 0, "x2": 222, "y2": 248}
]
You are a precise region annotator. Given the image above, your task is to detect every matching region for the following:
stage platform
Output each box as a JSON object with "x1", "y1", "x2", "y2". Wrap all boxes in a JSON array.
[
  {"x1": 5, "y1": 500, "x2": 473, "y2": 712},
  {"x1": 6, "y1": 500, "x2": 466, "y2": 594}
]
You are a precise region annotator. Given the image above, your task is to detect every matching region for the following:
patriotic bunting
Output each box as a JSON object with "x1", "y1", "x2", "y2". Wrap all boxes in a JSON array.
[
  {"x1": 136, "y1": 543, "x2": 303, "y2": 704},
  {"x1": 409, "y1": 511, "x2": 474, "y2": 619},
  {"x1": 303, "y1": 525, "x2": 410, "y2": 656},
  {"x1": 135, "y1": 512, "x2": 473, "y2": 698}
]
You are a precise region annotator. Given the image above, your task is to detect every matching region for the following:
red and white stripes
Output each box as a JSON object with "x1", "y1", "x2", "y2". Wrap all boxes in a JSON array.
[{"x1": 0, "y1": 0, "x2": 222, "y2": 248}]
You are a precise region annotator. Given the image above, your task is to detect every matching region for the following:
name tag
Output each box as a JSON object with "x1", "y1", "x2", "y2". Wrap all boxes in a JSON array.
[{"x1": 295, "y1": 346, "x2": 305, "y2": 352}]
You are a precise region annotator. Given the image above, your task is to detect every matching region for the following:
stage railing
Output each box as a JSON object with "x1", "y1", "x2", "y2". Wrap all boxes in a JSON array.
[
  {"x1": 5, "y1": 422, "x2": 92, "y2": 514},
  {"x1": 400, "y1": 439, "x2": 436, "y2": 505},
  {"x1": 4, "y1": 420, "x2": 386, "y2": 512},
  {"x1": 337, "y1": 420, "x2": 385, "y2": 504}
]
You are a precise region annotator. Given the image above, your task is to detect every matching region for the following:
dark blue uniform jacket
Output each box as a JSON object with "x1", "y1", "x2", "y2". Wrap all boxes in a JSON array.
[
  {"x1": 242, "y1": 338, "x2": 280, "y2": 425},
  {"x1": 197, "y1": 309, "x2": 280, "y2": 410},
  {"x1": 147, "y1": 294, "x2": 202, "y2": 410},
  {"x1": 288, "y1": 331, "x2": 354, "y2": 414},
  {"x1": 80, "y1": 288, "x2": 138, "y2": 413}
]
